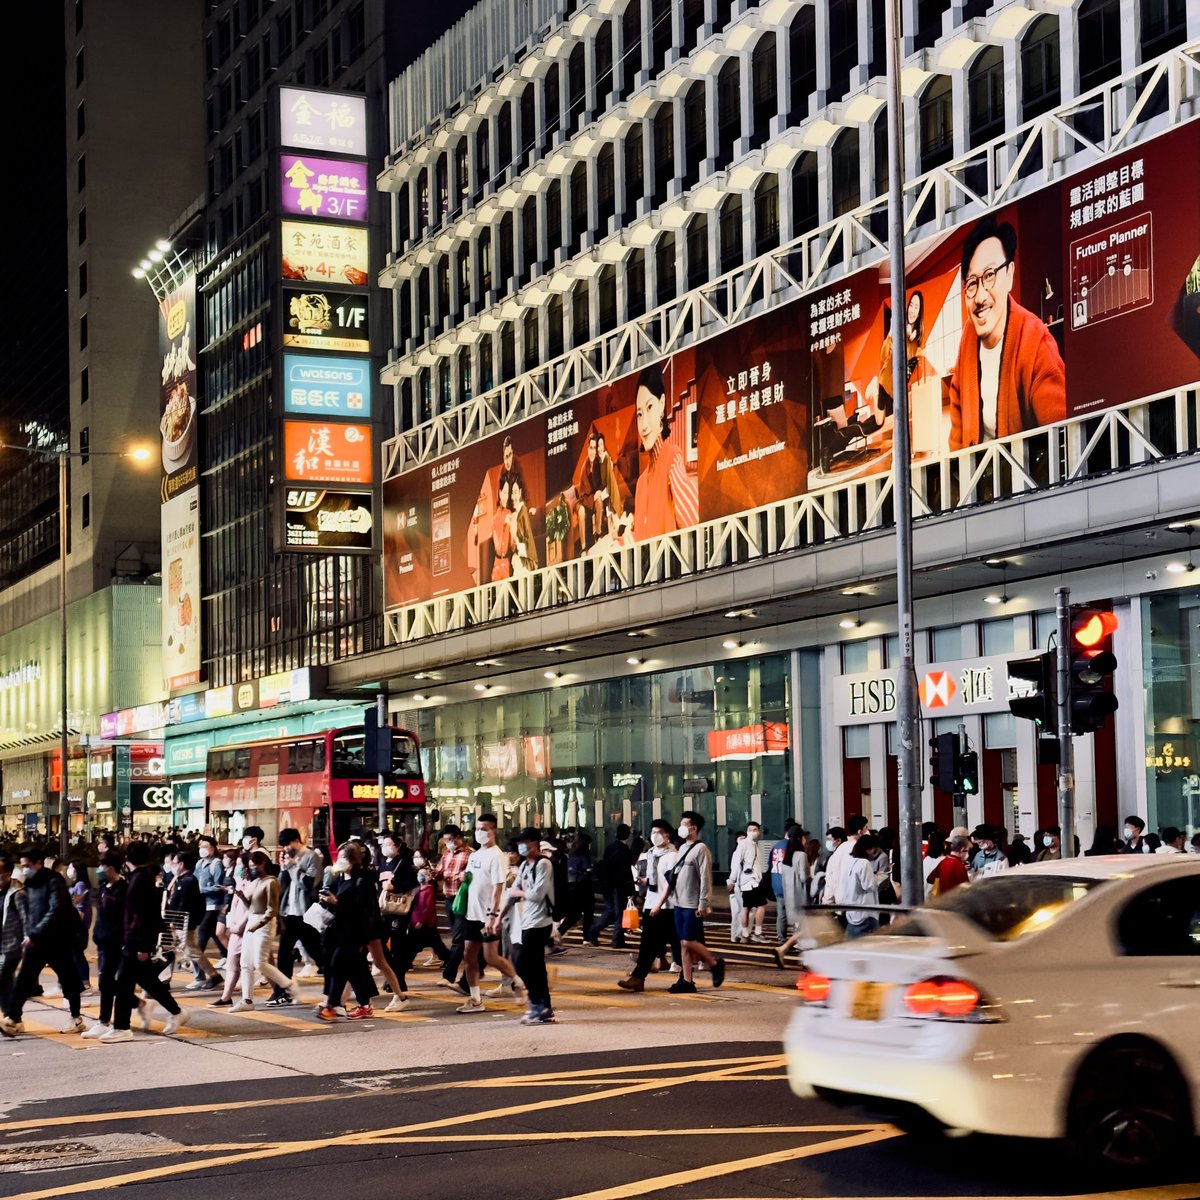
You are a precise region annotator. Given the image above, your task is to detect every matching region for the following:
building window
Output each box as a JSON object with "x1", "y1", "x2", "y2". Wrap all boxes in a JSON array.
[
  {"x1": 827, "y1": 0, "x2": 856, "y2": 101},
  {"x1": 567, "y1": 43, "x2": 586, "y2": 129},
  {"x1": 75, "y1": 48, "x2": 85, "y2": 86},
  {"x1": 78, "y1": 261, "x2": 87, "y2": 297},
  {"x1": 915, "y1": 0, "x2": 948, "y2": 50},
  {"x1": 598, "y1": 265, "x2": 617, "y2": 332},
  {"x1": 78, "y1": 209, "x2": 87, "y2": 245},
  {"x1": 789, "y1": 9, "x2": 817, "y2": 122},
  {"x1": 791, "y1": 152, "x2": 819, "y2": 234},
  {"x1": 570, "y1": 162, "x2": 588, "y2": 248},
  {"x1": 831, "y1": 129, "x2": 860, "y2": 217},
  {"x1": 620, "y1": 1, "x2": 641, "y2": 100},
  {"x1": 627, "y1": 249, "x2": 646, "y2": 321},
  {"x1": 623, "y1": 123, "x2": 644, "y2": 220},
  {"x1": 544, "y1": 64, "x2": 561, "y2": 148},
  {"x1": 595, "y1": 22, "x2": 614, "y2": 102},
  {"x1": 968, "y1": 46, "x2": 1005, "y2": 148},
  {"x1": 80, "y1": 366, "x2": 89, "y2": 403},
  {"x1": 919, "y1": 75, "x2": 954, "y2": 171},
  {"x1": 753, "y1": 175, "x2": 779, "y2": 256},
  {"x1": 77, "y1": 154, "x2": 86, "y2": 192},
  {"x1": 546, "y1": 179, "x2": 562, "y2": 255},
  {"x1": 597, "y1": 143, "x2": 616, "y2": 231},
  {"x1": 79, "y1": 313, "x2": 88, "y2": 349},
  {"x1": 682, "y1": 83, "x2": 705, "y2": 189},
  {"x1": 686, "y1": 214, "x2": 708, "y2": 290},
  {"x1": 1078, "y1": 0, "x2": 1122, "y2": 91},
  {"x1": 718, "y1": 195, "x2": 742, "y2": 274},
  {"x1": 655, "y1": 232, "x2": 676, "y2": 306},
  {"x1": 716, "y1": 60, "x2": 740, "y2": 169},
  {"x1": 651, "y1": 104, "x2": 673, "y2": 204},
  {"x1": 76, "y1": 101, "x2": 85, "y2": 139},
  {"x1": 81, "y1": 493, "x2": 90, "y2": 530},
  {"x1": 650, "y1": 0, "x2": 671, "y2": 73},
  {"x1": 750, "y1": 35, "x2": 777, "y2": 148},
  {"x1": 1021, "y1": 15, "x2": 1061, "y2": 120},
  {"x1": 75, "y1": 0, "x2": 83, "y2": 32},
  {"x1": 1140, "y1": 0, "x2": 1186, "y2": 60},
  {"x1": 682, "y1": 0, "x2": 704, "y2": 49},
  {"x1": 79, "y1": 428, "x2": 90, "y2": 465}
]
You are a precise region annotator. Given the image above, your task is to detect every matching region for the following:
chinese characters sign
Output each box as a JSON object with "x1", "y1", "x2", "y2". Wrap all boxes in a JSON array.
[
  {"x1": 283, "y1": 420, "x2": 373, "y2": 484},
  {"x1": 283, "y1": 288, "x2": 370, "y2": 353},
  {"x1": 283, "y1": 353, "x2": 372, "y2": 417},
  {"x1": 281, "y1": 220, "x2": 368, "y2": 286},
  {"x1": 161, "y1": 489, "x2": 201, "y2": 692},
  {"x1": 284, "y1": 488, "x2": 374, "y2": 552},
  {"x1": 279, "y1": 87, "x2": 366, "y2": 156},
  {"x1": 280, "y1": 153, "x2": 368, "y2": 222}
]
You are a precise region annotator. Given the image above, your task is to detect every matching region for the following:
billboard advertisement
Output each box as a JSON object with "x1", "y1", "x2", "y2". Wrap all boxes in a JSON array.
[
  {"x1": 280, "y1": 153, "x2": 368, "y2": 222},
  {"x1": 284, "y1": 419, "x2": 373, "y2": 484},
  {"x1": 384, "y1": 120, "x2": 1200, "y2": 612},
  {"x1": 159, "y1": 275, "x2": 198, "y2": 502},
  {"x1": 284, "y1": 487, "x2": 374, "y2": 551},
  {"x1": 280, "y1": 88, "x2": 367, "y2": 157},
  {"x1": 162, "y1": 488, "x2": 201, "y2": 691},
  {"x1": 284, "y1": 288, "x2": 369, "y2": 353},
  {"x1": 281, "y1": 220, "x2": 368, "y2": 287},
  {"x1": 283, "y1": 352, "x2": 372, "y2": 417}
]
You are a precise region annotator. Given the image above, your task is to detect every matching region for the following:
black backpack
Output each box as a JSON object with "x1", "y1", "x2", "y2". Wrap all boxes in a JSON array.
[{"x1": 550, "y1": 851, "x2": 570, "y2": 922}]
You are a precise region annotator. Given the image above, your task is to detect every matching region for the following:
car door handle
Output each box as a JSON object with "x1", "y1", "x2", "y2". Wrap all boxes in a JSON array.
[{"x1": 1161, "y1": 978, "x2": 1200, "y2": 988}]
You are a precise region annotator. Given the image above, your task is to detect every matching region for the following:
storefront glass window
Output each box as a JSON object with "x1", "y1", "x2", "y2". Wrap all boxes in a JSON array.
[
  {"x1": 1143, "y1": 591, "x2": 1200, "y2": 835},
  {"x1": 931, "y1": 626, "x2": 962, "y2": 661},
  {"x1": 982, "y1": 617, "x2": 1015, "y2": 655}
]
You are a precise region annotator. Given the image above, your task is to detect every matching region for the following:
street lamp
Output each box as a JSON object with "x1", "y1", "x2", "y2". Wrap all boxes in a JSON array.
[{"x1": 0, "y1": 439, "x2": 153, "y2": 854}]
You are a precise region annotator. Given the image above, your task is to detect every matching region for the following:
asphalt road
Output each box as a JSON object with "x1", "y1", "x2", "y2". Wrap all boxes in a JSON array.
[{"x1": 1, "y1": 1043, "x2": 1198, "y2": 1200}]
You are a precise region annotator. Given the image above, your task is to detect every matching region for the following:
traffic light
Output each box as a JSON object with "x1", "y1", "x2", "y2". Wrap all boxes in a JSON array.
[
  {"x1": 1069, "y1": 607, "x2": 1118, "y2": 734},
  {"x1": 929, "y1": 732, "x2": 958, "y2": 793},
  {"x1": 1008, "y1": 651, "x2": 1058, "y2": 733},
  {"x1": 955, "y1": 749, "x2": 979, "y2": 795}
]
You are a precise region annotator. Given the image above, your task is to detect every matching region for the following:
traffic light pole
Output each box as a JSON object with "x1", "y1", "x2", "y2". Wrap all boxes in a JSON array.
[
  {"x1": 954, "y1": 721, "x2": 968, "y2": 829},
  {"x1": 1055, "y1": 586, "x2": 1075, "y2": 858}
]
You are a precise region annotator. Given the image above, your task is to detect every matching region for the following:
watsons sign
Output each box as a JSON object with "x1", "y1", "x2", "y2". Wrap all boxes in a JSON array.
[{"x1": 0, "y1": 662, "x2": 41, "y2": 692}]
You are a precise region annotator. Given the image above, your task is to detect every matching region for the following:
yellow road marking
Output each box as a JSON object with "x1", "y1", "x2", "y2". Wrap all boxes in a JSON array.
[
  {"x1": 0, "y1": 1053, "x2": 780, "y2": 1133},
  {"x1": 0, "y1": 1057, "x2": 782, "y2": 1200},
  {"x1": 555, "y1": 1127, "x2": 906, "y2": 1200},
  {"x1": 367, "y1": 1124, "x2": 881, "y2": 1142}
]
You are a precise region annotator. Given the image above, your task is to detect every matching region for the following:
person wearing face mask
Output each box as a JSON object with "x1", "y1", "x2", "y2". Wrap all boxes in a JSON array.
[
  {"x1": 402, "y1": 865, "x2": 449, "y2": 972},
  {"x1": 67, "y1": 861, "x2": 93, "y2": 996},
  {"x1": 618, "y1": 819, "x2": 678, "y2": 992},
  {"x1": 729, "y1": 821, "x2": 770, "y2": 943},
  {"x1": 271, "y1": 829, "x2": 325, "y2": 1003},
  {"x1": 167, "y1": 851, "x2": 220, "y2": 992},
  {"x1": 925, "y1": 836, "x2": 971, "y2": 898},
  {"x1": 667, "y1": 811, "x2": 726, "y2": 993},
  {"x1": 811, "y1": 828, "x2": 845, "y2": 904},
  {"x1": 432, "y1": 825, "x2": 472, "y2": 991},
  {"x1": 315, "y1": 842, "x2": 380, "y2": 1021},
  {"x1": 81, "y1": 853, "x2": 128, "y2": 1040},
  {"x1": 969, "y1": 826, "x2": 1009, "y2": 880},
  {"x1": 1117, "y1": 815, "x2": 1151, "y2": 854},
  {"x1": 0, "y1": 854, "x2": 28, "y2": 1021},
  {"x1": 823, "y1": 816, "x2": 868, "y2": 909},
  {"x1": 193, "y1": 836, "x2": 228, "y2": 972},
  {"x1": 506, "y1": 829, "x2": 556, "y2": 1024},
  {"x1": 454, "y1": 815, "x2": 522, "y2": 1014},
  {"x1": 231, "y1": 850, "x2": 293, "y2": 1012},
  {"x1": 1036, "y1": 827, "x2": 1062, "y2": 862},
  {"x1": 585, "y1": 823, "x2": 634, "y2": 950},
  {"x1": 843, "y1": 834, "x2": 888, "y2": 939}
]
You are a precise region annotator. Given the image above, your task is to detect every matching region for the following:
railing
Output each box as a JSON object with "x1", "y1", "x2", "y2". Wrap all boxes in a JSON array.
[
  {"x1": 383, "y1": 382, "x2": 1200, "y2": 645},
  {"x1": 380, "y1": 41, "x2": 1200, "y2": 484}
]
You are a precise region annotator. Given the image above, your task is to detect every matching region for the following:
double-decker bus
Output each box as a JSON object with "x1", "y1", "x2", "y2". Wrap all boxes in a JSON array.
[{"x1": 205, "y1": 725, "x2": 427, "y2": 854}]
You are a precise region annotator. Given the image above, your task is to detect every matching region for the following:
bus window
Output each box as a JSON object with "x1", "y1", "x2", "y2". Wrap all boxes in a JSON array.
[
  {"x1": 313, "y1": 740, "x2": 326, "y2": 772},
  {"x1": 311, "y1": 806, "x2": 330, "y2": 852},
  {"x1": 392, "y1": 735, "x2": 418, "y2": 778},
  {"x1": 332, "y1": 733, "x2": 367, "y2": 778},
  {"x1": 289, "y1": 741, "x2": 315, "y2": 774},
  {"x1": 234, "y1": 748, "x2": 251, "y2": 779}
]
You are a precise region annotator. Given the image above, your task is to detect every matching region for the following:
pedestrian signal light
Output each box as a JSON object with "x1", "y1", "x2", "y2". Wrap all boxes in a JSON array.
[
  {"x1": 929, "y1": 732, "x2": 958, "y2": 793},
  {"x1": 955, "y1": 749, "x2": 979, "y2": 796}
]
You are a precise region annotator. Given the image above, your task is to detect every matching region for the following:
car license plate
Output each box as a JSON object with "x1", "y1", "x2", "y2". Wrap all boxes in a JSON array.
[{"x1": 850, "y1": 981, "x2": 888, "y2": 1021}]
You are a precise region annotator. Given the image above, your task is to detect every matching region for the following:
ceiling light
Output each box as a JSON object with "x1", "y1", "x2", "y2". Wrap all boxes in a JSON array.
[
  {"x1": 1166, "y1": 560, "x2": 1193, "y2": 574},
  {"x1": 138, "y1": 258, "x2": 152, "y2": 270},
  {"x1": 985, "y1": 557, "x2": 1005, "y2": 566},
  {"x1": 412, "y1": 693, "x2": 427, "y2": 702},
  {"x1": 839, "y1": 618, "x2": 859, "y2": 630},
  {"x1": 544, "y1": 671, "x2": 559, "y2": 680},
  {"x1": 1168, "y1": 521, "x2": 1192, "y2": 531},
  {"x1": 983, "y1": 593, "x2": 1005, "y2": 605},
  {"x1": 155, "y1": 238, "x2": 172, "y2": 252},
  {"x1": 473, "y1": 683, "x2": 488, "y2": 692},
  {"x1": 626, "y1": 630, "x2": 648, "y2": 638},
  {"x1": 721, "y1": 638, "x2": 742, "y2": 650},
  {"x1": 147, "y1": 248, "x2": 164, "y2": 263},
  {"x1": 840, "y1": 588, "x2": 859, "y2": 597},
  {"x1": 131, "y1": 267, "x2": 145, "y2": 279},
  {"x1": 723, "y1": 607, "x2": 756, "y2": 619},
  {"x1": 414, "y1": 672, "x2": 430, "y2": 680},
  {"x1": 626, "y1": 656, "x2": 643, "y2": 666}
]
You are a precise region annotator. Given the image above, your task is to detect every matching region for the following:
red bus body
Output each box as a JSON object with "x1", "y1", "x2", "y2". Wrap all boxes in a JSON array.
[{"x1": 205, "y1": 725, "x2": 427, "y2": 854}]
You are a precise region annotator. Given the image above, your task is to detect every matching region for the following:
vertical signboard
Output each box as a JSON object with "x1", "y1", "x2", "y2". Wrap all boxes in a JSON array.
[
  {"x1": 159, "y1": 272, "x2": 202, "y2": 692},
  {"x1": 275, "y1": 85, "x2": 375, "y2": 555}
]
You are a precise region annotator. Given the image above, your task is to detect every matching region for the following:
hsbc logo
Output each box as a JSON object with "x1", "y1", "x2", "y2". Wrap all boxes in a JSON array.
[
  {"x1": 920, "y1": 671, "x2": 957, "y2": 709},
  {"x1": 141, "y1": 787, "x2": 172, "y2": 810}
]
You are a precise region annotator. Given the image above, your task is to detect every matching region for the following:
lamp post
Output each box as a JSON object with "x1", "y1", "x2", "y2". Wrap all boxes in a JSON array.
[{"x1": 0, "y1": 440, "x2": 152, "y2": 855}]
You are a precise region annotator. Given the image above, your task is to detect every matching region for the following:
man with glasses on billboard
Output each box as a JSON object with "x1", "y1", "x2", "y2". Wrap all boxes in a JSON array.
[{"x1": 948, "y1": 216, "x2": 1066, "y2": 451}]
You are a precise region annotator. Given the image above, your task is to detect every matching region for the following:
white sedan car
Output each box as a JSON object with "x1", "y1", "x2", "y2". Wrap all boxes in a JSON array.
[{"x1": 785, "y1": 856, "x2": 1200, "y2": 1167}]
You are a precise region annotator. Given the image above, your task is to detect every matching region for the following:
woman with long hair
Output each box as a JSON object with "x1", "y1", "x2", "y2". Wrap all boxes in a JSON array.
[
  {"x1": 491, "y1": 474, "x2": 514, "y2": 581},
  {"x1": 317, "y1": 842, "x2": 379, "y2": 1021},
  {"x1": 508, "y1": 474, "x2": 539, "y2": 573},
  {"x1": 631, "y1": 362, "x2": 698, "y2": 540}
]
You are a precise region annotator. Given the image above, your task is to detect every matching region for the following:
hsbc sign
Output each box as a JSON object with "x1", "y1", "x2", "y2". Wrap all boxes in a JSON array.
[{"x1": 836, "y1": 654, "x2": 1026, "y2": 726}]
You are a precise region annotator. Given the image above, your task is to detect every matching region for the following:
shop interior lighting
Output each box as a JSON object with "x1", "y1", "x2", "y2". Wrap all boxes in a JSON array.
[
  {"x1": 721, "y1": 638, "x2": 743, "y2": 650},
  {"x1": 1167, "y1": 526, "x2": 1196, "y2": 573},
  {"x1": 983, "y1": 593, "x2": 1006, "y2": 605},
  {"x1": 544, "y1": 671, "x2": 559, "y2": 680},
  {"x1": 626, "y1": 656, "x2": 644, "y2": 666},
  {"x1": 985, "y1": 557, "x2": 1006, "y2": 566},
  {"x1": 412, "y1": 694, "x2": 427, "y2": 702},
  {"x1": 839, "y1": 617, "x2": 860, "y2": 630},
  {"x1": 473, "y1": 683, "x2": 489, "y2": 692},
  {"x1": 155, "y1": 238, "x2": 172, "y2": 252},
  {"x1": 723, "y1": 607, "x2": 756, "y2": 619}
]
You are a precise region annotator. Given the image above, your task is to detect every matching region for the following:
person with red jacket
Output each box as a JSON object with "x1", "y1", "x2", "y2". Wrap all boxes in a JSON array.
[
  {"x1": 949, "y1": 217, "x2": 1066, "y2": 451},
  {"x1": 926, "y1": 835, "x2": 971, "y2": 897}
]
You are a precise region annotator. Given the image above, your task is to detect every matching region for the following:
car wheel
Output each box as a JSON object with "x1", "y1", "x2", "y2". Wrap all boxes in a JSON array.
[{"x1": 1068, "y1": 1043, "x2": 1190, "y2": 1170}]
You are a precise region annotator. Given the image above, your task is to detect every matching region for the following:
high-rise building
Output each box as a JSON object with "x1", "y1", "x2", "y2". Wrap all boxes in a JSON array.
[
  {"x1": 0, "y1": 0, "x2": 205, "y2": 835},
  {"x1": 341, "y1": 0, "x2": 1198, "y2": 854}
]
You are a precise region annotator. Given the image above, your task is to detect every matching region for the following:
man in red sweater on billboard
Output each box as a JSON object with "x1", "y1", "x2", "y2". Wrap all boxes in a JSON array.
[{"x1": 949, "y1": 216, "x2": 1066, "y2": 450}]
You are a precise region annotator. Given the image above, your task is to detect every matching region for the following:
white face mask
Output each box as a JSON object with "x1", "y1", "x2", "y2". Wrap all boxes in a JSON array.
[
  {"x1": 198, "y1": 846, "x2": 211, "y2": 859},
  {"x1": 650, "y1": 831, "x2": 667, "y2": 848},
  {"x1": 242, "y1": 837, "x2": 254, "y2": 851},
  {"x1": 381, "y1": 845, "x2": 396, "y2": 859},
  {"x1": 476, "y1": 828, "x2": 493, "y2": 846},
  {"x1": 677, "y1": 824, "x2": 690, "y2": 840},
  {"x1": 1123, "y1": 827, "x2": 1135, "y2": 840},
  {"x1": 413, "y1": 853, "x2": 426, "y2": 868},
  {"x1": 824, "y1": 839, "x2": 835, "y2": 853},
  {"x1": 1043, "y1": 835, "x2": 1055, "y2": 848},
  {"x1": 67, "y1": 866, "x2": 77, "y2": 882}
]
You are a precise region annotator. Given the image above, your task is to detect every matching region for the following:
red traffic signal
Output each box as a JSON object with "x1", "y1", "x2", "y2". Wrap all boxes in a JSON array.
[{"x1": 1072, "y1": 609, "x2": 1118, "y2": 652}]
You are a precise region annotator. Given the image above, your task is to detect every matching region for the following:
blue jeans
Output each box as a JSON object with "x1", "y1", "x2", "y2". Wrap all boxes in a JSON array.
[{"x1": 846, "y1": 916, "x2": 879, "y2": 940}]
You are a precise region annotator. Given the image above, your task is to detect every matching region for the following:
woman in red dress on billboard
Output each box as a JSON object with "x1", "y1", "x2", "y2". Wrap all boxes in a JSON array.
[
  {"x1": 632, "y1": 363, "x2": 699, "y2": 541},
  {"x1": 491, "y1": 473, "x2": 514, "y2": 581}
]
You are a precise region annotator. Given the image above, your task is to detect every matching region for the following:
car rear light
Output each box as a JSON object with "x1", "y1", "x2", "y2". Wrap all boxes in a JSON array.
[
  {"x1": 903, "y1": 976, "x2": 998, "y2": 1022},
  {"x1": 796, "y1": 971, "x2": 831, "y2": 1005}
]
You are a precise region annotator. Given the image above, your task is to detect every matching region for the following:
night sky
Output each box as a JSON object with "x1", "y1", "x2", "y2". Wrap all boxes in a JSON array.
[{"x1": 0, "y1": 1, "x2": 67, "y2": 438}]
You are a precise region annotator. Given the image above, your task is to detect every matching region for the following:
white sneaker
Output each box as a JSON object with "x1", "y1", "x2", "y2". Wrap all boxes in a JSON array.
[
  {"x1": 230, "y1": 999, "x2": 253, "y2": 1013},
  {"x1": 135, "y1": 1002, "x2": 153, "y2": 1032},
  {"x1": 99, "y1": 1027, "x2": 133, "y2": 1043},
  {"x1": 455, "y1": 999, "x2": 486, "y2": 1014},
  {"x1": 184, "y1": 980, "x2": 206, "y2": 991},
  {"x1": 417, "y1": 955, "x2": 437, "y2": 968},
  {"x1": 163, "y1": 1009, "x2": 189, "y2": 1035},
  {"x1": 749, "y1": 933, "x2": 767, "y2": 944},
  {"x1": 668, "y1": 962, "x2": 681, "y2": 974},
  {"x1": 384, "y1": 995, "x2": 409, "y2": 1012},
  {"x1": 436, "y1": 978, "x2": 458, "y2": 989},
  {"x1": 214, "y1": 958, "x2": 227, "y2": 971},
  {"x1": 81, "y1": 1022, "x2": 111, "y2": 1040},
  {"x1": 43, "y1": 986, "x2": 62, "y2": 998},
  {"x1": 63, "y1": 1017, "x2": 87, "y2": 1035},
  {"x1": 79, "y1": 984, "x2": 95, "y2": 996},
  {"x1": 296, "y1": 963, "x2": 320, "y2": 979},
  {"x1": 485, "y1": 979, "x2": 516, "y2": 998}
]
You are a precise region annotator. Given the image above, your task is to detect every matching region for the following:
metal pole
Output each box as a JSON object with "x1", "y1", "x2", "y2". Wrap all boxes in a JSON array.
[
  {"x1": 1055, "y1": 586, "x2": 1075, "y2": 857},
  {"x1": 954, "y1": 720, "x2": 968, "y2": 829},
  {"x1": 59, "y1": 450, "x2": 70, "y2": 858},
  {"x1": 376, "y1": 691, "x2": 387, "y2": 835},
  {"x1": 885, "y1": 0, "x2": 922, "y2": 907}
]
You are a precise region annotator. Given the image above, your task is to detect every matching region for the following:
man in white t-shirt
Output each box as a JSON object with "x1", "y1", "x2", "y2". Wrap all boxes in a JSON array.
[
  {"x1": 823, "y1": 815, "x2": 868, "y2": 907},
  {"x1": 457, "y1": 814, "x2": 521, "y2": 1014}
]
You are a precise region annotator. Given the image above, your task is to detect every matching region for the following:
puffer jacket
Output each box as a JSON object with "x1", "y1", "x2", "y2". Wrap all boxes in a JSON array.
[
  {"x1": 22, "y1": 867, "x2": 78, "y2": 945},
  {"x1": 1, "y1": 882, "x2": 28, "y2": 956}
]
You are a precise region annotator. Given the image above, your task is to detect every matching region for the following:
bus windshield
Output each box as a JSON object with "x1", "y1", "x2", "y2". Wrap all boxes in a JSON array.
[{"x1": 331, "y1": 730, "x2": 420, "y2": 779}]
